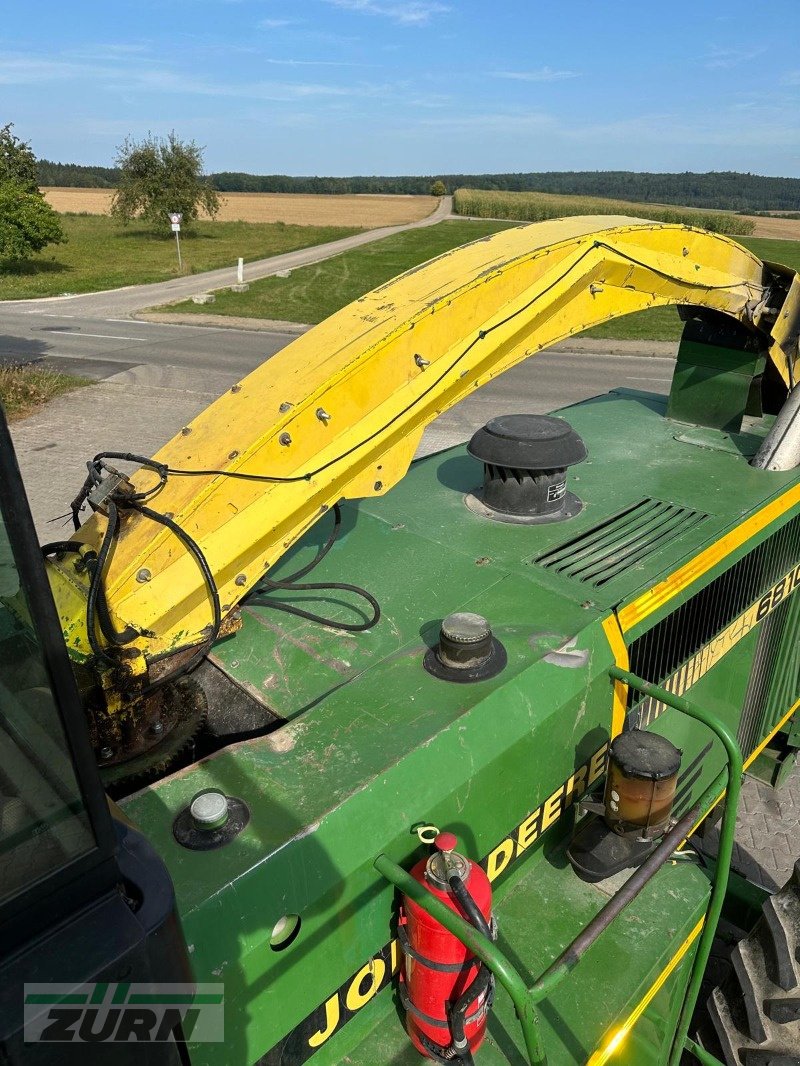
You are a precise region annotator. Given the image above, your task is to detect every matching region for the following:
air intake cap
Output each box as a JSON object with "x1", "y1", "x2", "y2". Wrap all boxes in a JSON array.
[{"x1": 465, "y1": 414, "x2": 586, "y2": 524}]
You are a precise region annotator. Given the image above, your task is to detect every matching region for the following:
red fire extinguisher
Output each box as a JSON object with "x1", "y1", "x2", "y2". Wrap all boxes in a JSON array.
[{"x1": 399, "y1": 831, "x2": 494, "y2": 1062}]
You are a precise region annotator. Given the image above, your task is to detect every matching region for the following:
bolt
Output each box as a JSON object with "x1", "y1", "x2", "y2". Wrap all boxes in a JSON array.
[
  {"x1": 181, "y1": 426, "x2": 192, "y2": 436},
  {"x1": 316, "y1": 408, "x2": 332, "y2": 424},
  {"x1": 99, "y1": 746, "x2": 114, "y2": 762},
  {"x1": 228, "y1": 450, "x2": 239, "y2": 460},
  {"x1": 279, "y1": 432, "x2": 292, "y2": 447},
  {"x1": 136, "y1": 568, "x2": 151, "y2": 583},
  {"x1": 279, "y1": 401, "x2": 293, "y2": 413},
  {"x1": 414, "y1": 354, "x2": 430, "y2": 369},
  {"x1": 150, "y1": 720, "x2": 164, "y2": 736},
  {"x1": 374, "y1": 480, "x2": 383, "y2": 491},
  {"x1": 235, "y1": 574, "x2": 247, "y2": 586},
  {"x1": 164, "y1": 512, "x2": 174, "y2": 520},
  {"x1": 231, "y1": 384, "x2": 242, "y2": 393}
]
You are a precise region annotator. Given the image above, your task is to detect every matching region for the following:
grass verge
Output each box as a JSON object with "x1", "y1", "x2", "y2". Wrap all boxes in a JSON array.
[
  {"x1": 163, "y1": 223, "x2": 800, "y2": 345},
  {"x1": 0, "y1": 215, "x2": 362, "y2": 300},
  {"x1": 160, "y1": 220, "x2": 515, "y2": 323},
  {"x1": 453, "y1": 188, "x2": 755, "y2": 236},
  {"x1": 0, "y1": 364, "x2": 89, "y2": 421}
]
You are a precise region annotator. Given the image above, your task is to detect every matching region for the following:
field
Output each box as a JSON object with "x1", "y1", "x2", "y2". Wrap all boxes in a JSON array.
[
  {"x1": 0, "y1": 216, "x2": 361, "y2": 300},
  {"x1": 42, "y1": 188, "x2": 439, "y2": 228},
  {"x1": 164, "y1": 223, "x2": 800, "y2": 345},
  {"x1": 159, "y1": 219, "x2": 514, "y2": 324},
  {"x1": 453, "y1": 188, "x2": 755, "y2": 235}
]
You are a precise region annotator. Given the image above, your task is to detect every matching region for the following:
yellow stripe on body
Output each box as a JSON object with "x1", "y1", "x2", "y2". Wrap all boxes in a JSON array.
[
  {"x1": 586, "y1": 918, "x2": 704, "y2": 1065},
  {"x1": 601, "y1": 614, "x2": 629, "y2": 738},
  {"x1": 618, "y1": 484, "x2": 800, "y2": 634}
]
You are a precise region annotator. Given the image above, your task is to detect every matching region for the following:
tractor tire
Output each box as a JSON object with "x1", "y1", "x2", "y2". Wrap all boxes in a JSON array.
[{"x1": 702, "y1": 859, "x2": 800, "y2": 1065}]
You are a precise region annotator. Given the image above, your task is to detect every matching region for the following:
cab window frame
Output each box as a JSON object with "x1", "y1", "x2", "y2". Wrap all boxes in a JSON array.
[{"x1": 0, "y1": 409, "x2": 119, "y2": 946}]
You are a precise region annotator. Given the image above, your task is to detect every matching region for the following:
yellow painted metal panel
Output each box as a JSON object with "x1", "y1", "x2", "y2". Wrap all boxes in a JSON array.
[{"x1": 46, "y1": 217, "x2": 798, "y2": 679}]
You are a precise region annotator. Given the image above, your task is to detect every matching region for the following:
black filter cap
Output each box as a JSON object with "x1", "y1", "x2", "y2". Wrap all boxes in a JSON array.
[
  {"x1": 467, "y1": 414, "x2": 587, "y2": 471},
  {"x1": 610, "y1": 729, "x2": 682, "y2": 781}
]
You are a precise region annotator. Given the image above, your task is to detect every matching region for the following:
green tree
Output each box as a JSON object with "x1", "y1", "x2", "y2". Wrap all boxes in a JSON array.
[
  {"x1": 0, "y1": 184, "x2": 65, "y2": 261},
  {"x1": 0, "y1": 124, "x2": 39, "y2": 192},
  {"x1": 430, "y1": 180, "x2": 447, "y2": 197},
  {"x1": 111, "y1": 132, "x2": 220, "y2": 235},
  {"x1": 0, "y1": 123, "x2": 65, "y2": 264}
]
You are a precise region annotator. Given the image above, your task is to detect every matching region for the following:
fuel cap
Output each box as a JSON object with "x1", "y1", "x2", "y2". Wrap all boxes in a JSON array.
[{"x1": 424, "y1": 611, "x2": 506, "y2": 683}]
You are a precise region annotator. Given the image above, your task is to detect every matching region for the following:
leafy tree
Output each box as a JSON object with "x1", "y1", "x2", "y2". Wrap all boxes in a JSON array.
[
  {"x1": 430, "y1": 180, "x2": 447, "y2": 196},
  {"x1": 0, "y1": 123, "x2": 65, "y2": 263},
  {"x1": 111, "y1": 132, "x2": 220, "y2": 235},
  {"x1": 0, "y1": 124, "x2": 39, "y2": 192},
  {"x1": 0, "y1": 184, "x2": 65, "y2": 261}
]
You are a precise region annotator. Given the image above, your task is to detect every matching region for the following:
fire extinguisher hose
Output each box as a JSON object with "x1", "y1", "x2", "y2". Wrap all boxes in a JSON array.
[{"x1": 419, "y1": 870, "x2": 494, "y2": 1064}]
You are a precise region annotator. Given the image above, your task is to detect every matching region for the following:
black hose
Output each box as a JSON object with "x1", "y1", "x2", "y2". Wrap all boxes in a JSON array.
[
  {"x1": 443, "y1": 872, "x2": 494, "y2": 1062},
  {"x1": 84, "y1": 500, "x2": 123, "y2": 666},
  {"x1": 448, "y1": 874, "x2": 492, "y2": 939},
  {"x1": 254, "y1": 580, "x2": 380, "y2": 632},
  {"x1": 41, "y1": 541, "x2": 81, "y2": 556}
]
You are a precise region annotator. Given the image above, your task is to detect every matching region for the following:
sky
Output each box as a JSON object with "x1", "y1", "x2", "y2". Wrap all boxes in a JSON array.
[{"x1": 2, "y1": 0, "x2": 800, "y2": 177}]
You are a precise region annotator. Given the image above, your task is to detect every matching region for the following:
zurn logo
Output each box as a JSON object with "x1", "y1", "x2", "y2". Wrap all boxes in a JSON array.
[{"x1": 24, "y1": 983, "x2": 224, "y2": 1043}]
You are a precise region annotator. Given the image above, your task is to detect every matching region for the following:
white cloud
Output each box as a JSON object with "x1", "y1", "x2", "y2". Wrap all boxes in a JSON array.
[
  {"x1": 703, "y1": 45, "x2": 767, "y2": 69},
  {"x1": 492, "y1": 67, "x2": 580, "y2": 83},
  {"x1": 259, "y1": 18, "x2": 301, "y2": 29},
  {"x1": 326, "y1": 0, "x2": 449, "y2": 26}
]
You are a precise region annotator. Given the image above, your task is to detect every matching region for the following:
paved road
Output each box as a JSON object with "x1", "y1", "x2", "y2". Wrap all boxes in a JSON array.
[
  {"x1": 0, "y1": 308, "x2": 295, "y2": 383},
  {"x1": 4, "y1": 310, "x2": 676, "y2": 537},
  {"x1": 0, "y1": 196, "x2": 453, "y2": 319}
]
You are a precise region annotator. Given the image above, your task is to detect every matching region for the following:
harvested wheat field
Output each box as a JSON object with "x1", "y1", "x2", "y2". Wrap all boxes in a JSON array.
[
  {"x1": 740, "y1": 215, "x2": 800, "y2": 240},
  {"x1": 41, "y1": 187, "x2": 439, "y2": 228}
]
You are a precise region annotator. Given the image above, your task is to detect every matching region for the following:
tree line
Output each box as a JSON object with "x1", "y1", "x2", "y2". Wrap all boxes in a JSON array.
[{"x1": 36, "y1": 161, "x2": 800, "y2": 212}]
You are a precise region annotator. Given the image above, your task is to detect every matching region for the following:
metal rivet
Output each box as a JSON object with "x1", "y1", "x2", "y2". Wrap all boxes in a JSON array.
[
  {"x1": 228, "y1": 450, "x2": 239, "y2": 460},
  {"x1": 414, "y1": 354, "x2": 430, "y2": 369},
  {"x1": 150, "y1": 720, "x2": 164, "y2": 736},
  {"x1": 164, "y1": 512, "x2": 174, "y2": 520},
  {"x1": 316, "y1": 408, "x2": 332, "y2": 424},
  {"x1": 231, "y1": 384, "x2": 242, "y2": 393},
  {"x1": 279, "y1": 401, "x2": 293, "y2": 412},
  {"x1": 99, "y1": 746, "x2": 114, "y2": 762},
  {"x1": 374, "y1": 480, "x2": 383, "y2": 491},
  {"x1": 279, "y1": 432, "x2": 292, "y2": 447},
  {"x1": 181, "y1": 426, "x2": 192, "y2": 436},
  {"x1": 235, "y1": 574, "x2": 247, "y2": 586},
  {"x1": 136, "y1": 568, "x2": 151, "y2": 583}
]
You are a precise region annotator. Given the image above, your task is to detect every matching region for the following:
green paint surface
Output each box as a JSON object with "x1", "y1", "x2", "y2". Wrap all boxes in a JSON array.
[{"x1": 122, "y1": 386, "x2": 800, "y2": 1066}]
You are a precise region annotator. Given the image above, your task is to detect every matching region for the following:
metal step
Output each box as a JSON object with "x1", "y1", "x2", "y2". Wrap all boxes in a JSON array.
[{"x1": 706, "y1": 861, "x2": 800, "y2": 1065}]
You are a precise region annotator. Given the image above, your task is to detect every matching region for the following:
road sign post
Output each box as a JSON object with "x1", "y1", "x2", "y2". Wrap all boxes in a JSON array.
[{"x1": 169, "y1": 212, "x2": 183, "y2": 272}]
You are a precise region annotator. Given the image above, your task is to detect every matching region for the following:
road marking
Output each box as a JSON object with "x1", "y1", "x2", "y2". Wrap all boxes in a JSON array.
[
  {"x1": 105, "y1": 318, "x2": 154, "y2": 325},
  {"x1": 33, "y1": 312, "x2": 75, "y2": 318},
  {"x1": 41, "y1": 330, "x2": 145, "y2": 341}
]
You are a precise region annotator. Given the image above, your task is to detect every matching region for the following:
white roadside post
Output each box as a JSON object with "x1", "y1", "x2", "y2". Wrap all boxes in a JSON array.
[
  {"x1": 169, "y1": 212, "x2": 183, "y2": 271},
  {"x1": 237, "y1": 257, "x2": 244, "y2": 284}
]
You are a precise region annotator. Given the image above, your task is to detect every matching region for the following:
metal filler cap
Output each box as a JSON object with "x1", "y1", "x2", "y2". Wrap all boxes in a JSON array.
[
  {"x1": 424, "y1": 611, "x2": 507, "y2": 684},
  {"x1": 173, "y1": 789, "x2": 250, "y2": 851},
  {"x1": 190, "y1": 790, "x2": 229, "y2": 831}
]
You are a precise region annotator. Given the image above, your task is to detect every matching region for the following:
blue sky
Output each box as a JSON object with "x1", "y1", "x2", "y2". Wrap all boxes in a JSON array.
[{"x1": 3, "y1": 0, "x2": 799, "y2": 176}]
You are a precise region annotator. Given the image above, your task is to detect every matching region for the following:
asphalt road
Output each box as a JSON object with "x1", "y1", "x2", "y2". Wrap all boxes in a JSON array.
[
  {"x1": 2, "y1": 307, "x2": 676, "y2": 536},
  {"x1": 0, "y1": 307, "x2": 295, "y2": 383}
]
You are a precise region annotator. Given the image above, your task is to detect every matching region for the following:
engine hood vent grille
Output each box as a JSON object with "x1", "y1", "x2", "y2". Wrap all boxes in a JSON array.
[{"x1": 535, "y1": 498, "x2": 710, "y2": 588}]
